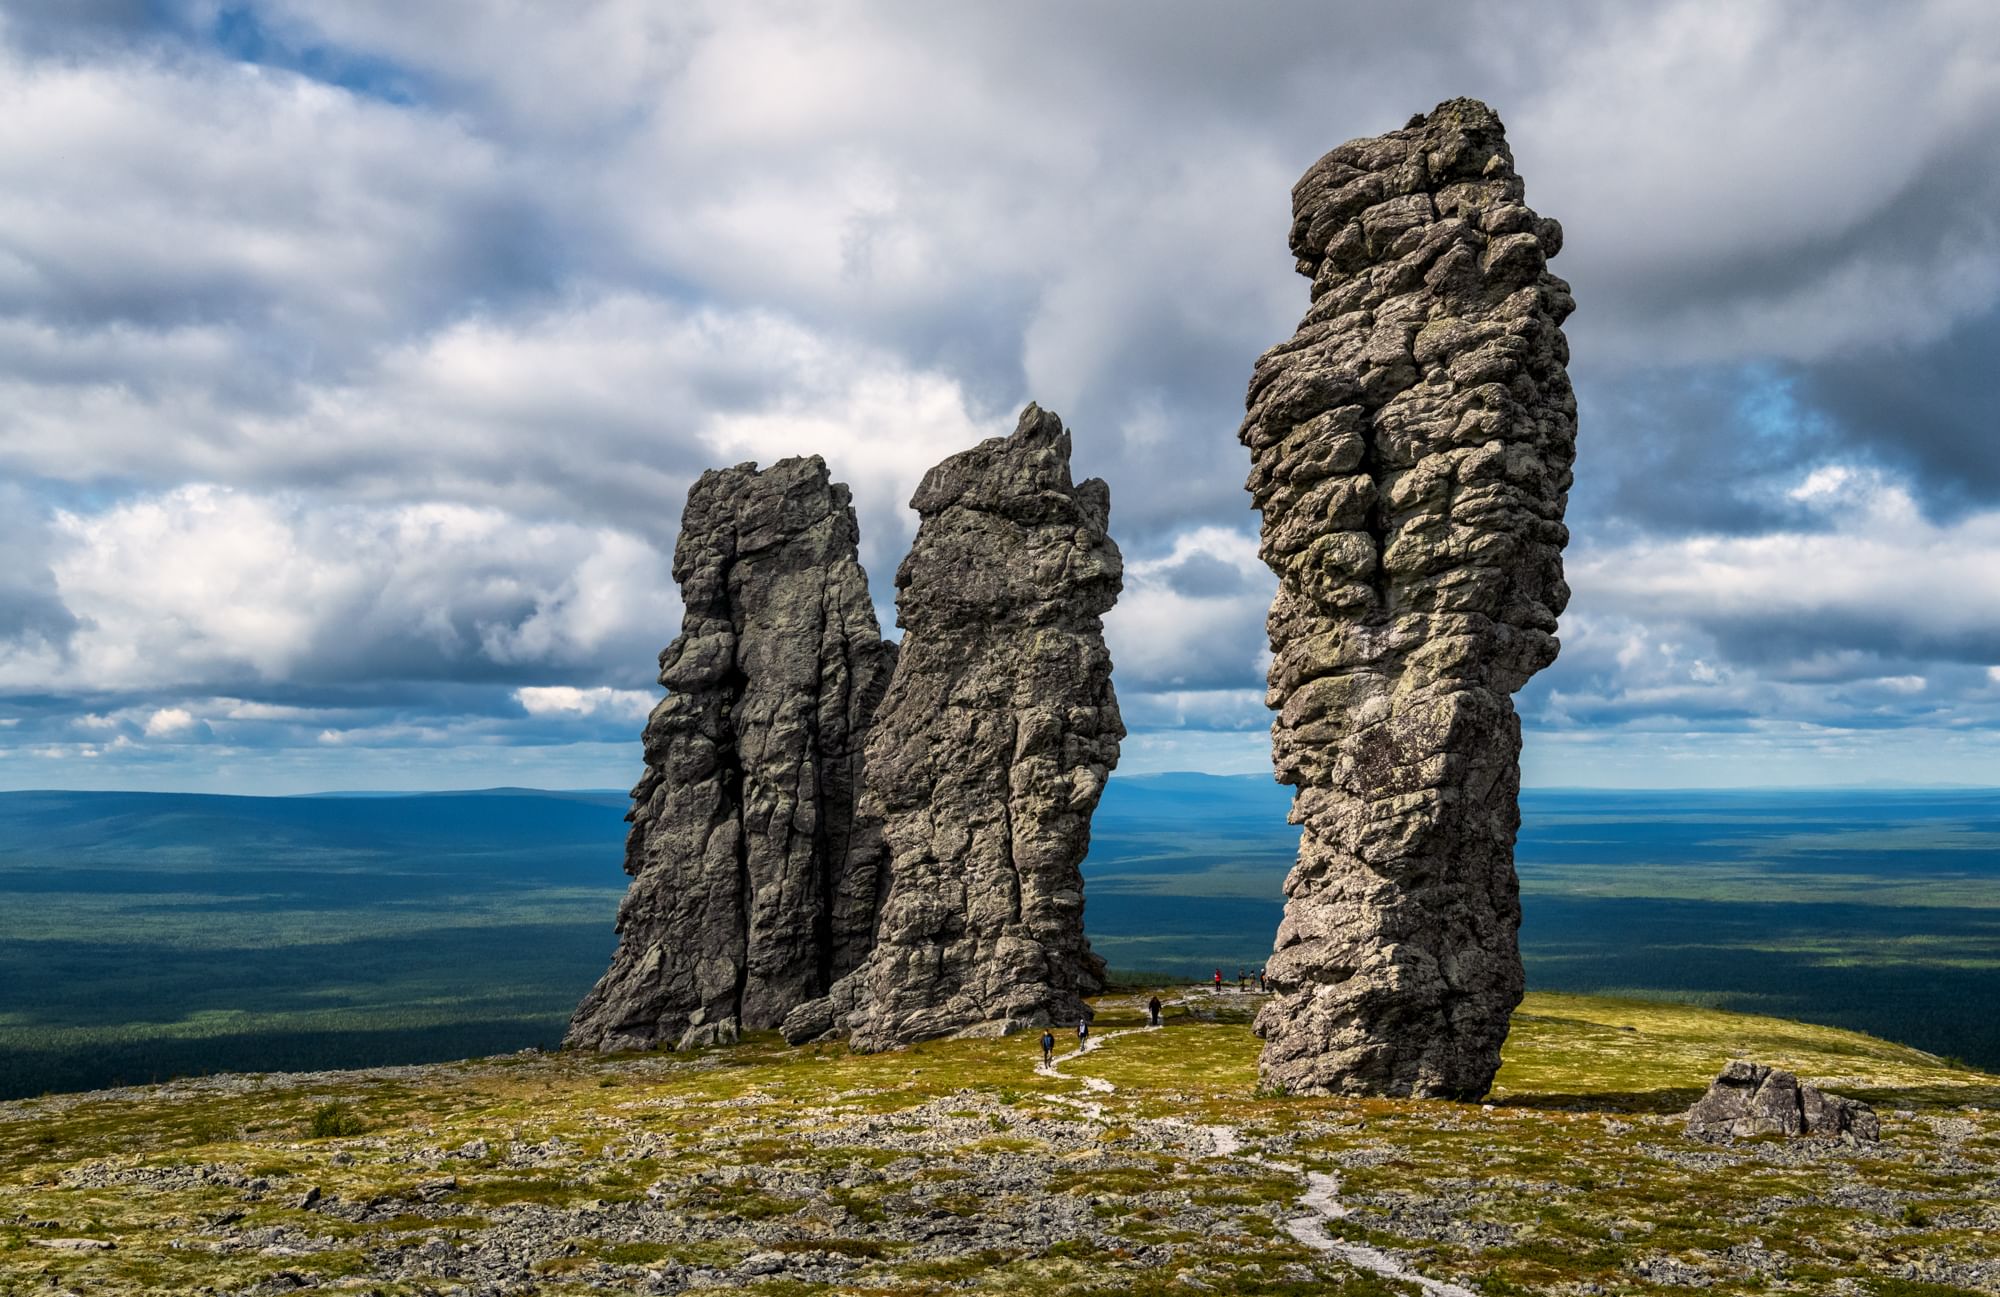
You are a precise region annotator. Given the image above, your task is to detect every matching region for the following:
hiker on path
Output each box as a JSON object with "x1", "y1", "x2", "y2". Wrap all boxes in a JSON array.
[
  {"x1": 1077, "y1": 1017, "x2": 1090, "y2": 1050},
  {"x1": 1147, "y1": 995, "x2": 1162, "y2": 1027},
  {"x1": 1213, "y1": 968, "x2": 1223, "y2": 993},
  {"x1": 1257, "y1": 968, "x2": 1267, "y2": 993},
  {"x1": 1040, "y1": 1029, "x2": 1055, "y2": 1066},
  {"x1": 1237, "y1": 965, "x2": 1247, "y2": 989}
]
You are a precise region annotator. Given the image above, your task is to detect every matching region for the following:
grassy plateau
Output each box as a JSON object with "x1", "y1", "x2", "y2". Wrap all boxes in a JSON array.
[{"x1": 2, "y1": 990, "x2": 1995, "y2": 1296}]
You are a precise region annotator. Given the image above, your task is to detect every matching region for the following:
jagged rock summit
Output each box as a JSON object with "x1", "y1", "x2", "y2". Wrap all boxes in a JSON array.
[
  {"x1": 1240, "y1": 98, "x2": 1577, "y2": 1098},
  {"x1": 565, "y1": 455, "x2": 896, "y2": 1053},
  {"x1": 1684, "y1": 1060, "x2": 1882, "y2": 1142},
  {"x1": 788, "y1": 403, "x2": 1124, "y2": 1050}
]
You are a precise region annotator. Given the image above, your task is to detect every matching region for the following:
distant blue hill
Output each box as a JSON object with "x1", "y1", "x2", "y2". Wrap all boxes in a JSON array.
[{"x1": 0, "y1": 776, "x2": 1995, "y2": 1096}]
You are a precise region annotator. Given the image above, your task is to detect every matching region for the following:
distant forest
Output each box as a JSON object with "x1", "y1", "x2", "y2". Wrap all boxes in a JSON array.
[{"x1": 1, "y1": 781, "x2": 1995, "y2": 1098}]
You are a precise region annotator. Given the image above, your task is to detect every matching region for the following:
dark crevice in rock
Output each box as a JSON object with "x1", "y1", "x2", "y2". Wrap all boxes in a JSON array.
[{"x1": 722, "y1": 661, "x2": 752, "y2": 1034}]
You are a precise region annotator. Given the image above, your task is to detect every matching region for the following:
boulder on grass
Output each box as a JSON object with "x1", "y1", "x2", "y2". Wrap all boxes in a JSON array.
[{"x1": 1684, "y1": 1060, "x2": 1880, "y2": 1143}]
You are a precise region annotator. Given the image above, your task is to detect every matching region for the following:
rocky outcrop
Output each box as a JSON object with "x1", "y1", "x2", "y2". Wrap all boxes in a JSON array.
[
  {"x1": 787, "y1": 404, "x2": 1123, "y2": 1050},
  {"x1": 1240, "y1": 98, "x2": 1577, "y2": 1098},
  {"x1": 1684, "y1": 1060, "x2": 1882, "y2": 1142},
  {"x1": 565, "y1": 456, "x2": 896, "y2": 1052}
]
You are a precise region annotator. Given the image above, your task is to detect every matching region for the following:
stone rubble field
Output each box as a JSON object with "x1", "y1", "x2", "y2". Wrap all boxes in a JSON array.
[{"x1": 3, "y1": 991, "x2": 1997, "y2": 1296}]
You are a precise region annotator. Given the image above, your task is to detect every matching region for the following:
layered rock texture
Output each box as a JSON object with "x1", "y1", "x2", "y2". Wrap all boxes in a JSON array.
[
  {"x1": 788, "y1": 404, "x2": 1123, "y2": 1050},
  {"x1": 1684, "y1": 1060, "x2": 1882, "y2": 1143},
  {"x1": 1241, "y1": 99, "x2": 1577, "y2": 1098},
  {"x1": 566, "y1": 456, "x2": 897, "y2": 1053}
]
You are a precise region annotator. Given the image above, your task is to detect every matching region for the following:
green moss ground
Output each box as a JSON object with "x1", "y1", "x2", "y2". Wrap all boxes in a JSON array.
[{"x1": 1, "y1": 991, "x2": 1995, "y2": 1295}]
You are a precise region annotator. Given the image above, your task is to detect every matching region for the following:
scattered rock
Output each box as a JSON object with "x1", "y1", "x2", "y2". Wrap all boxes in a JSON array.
[
  {"x1": 1, "y1": 1003, "x2": 1988, "y2": 1296},
  {"x1": 567, "y1": 455, "x2": 898, "y2": 1052},
  {"x1": 779, "y1": 995, "x2": 836, "y2": 1047},
  {"x1": 32, "y1": 1237, "x2": 115, "y2": 1251},
  {"x1": 296, "y1": 1185, "x2": 322, "y2": 1210},
  {"x1": 1684, "y1": 1060, "x2": 1881, "y2": 1142},
  {"x1": 1635, "y1": 1252, "x2": 1716, "y2": 1287},
  {"x1": 813, "y1": 404, "x2": 1124, "y2": 1049},
  {"x1": 1240, "y1": 97, "x2": 1576, "y2": 1099}
]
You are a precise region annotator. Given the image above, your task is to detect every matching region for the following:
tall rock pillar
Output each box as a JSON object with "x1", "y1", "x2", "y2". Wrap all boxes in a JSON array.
[
  {"x1": 1240, "y1": 99, "x2": 1577, "y2": 1098},
  {"x1": 792, "y1": 404, "x2": 1124, "y2": 1050},
  {"x1": 566, "y1": 456, "x2": 897, "y2": 1052}
]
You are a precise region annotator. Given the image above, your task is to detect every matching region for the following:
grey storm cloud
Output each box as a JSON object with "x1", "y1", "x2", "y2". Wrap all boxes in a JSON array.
[
  {"x1": 1159, "y1": 553, "x2": 1256, "y2": 601},
  {"x1": 0, "y1": 0, "x2": 158, "y2": 50},
  {"x1": 1, "y1": 0, "x2": 1998, "y2": 789},
  {"x1": 0, "y1": 485, "x2": 76, "y2": 649},
  {"x1": 1790, "y1": 310, "x2": 2000, "y2": 515},
  {"x1": 1699, "y1": 613, "x2": 2000, "y2": 681}
]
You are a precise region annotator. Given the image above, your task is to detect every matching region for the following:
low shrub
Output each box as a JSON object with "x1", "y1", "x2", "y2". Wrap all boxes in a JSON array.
[{"x1": 307, "y1": 1101, "x2": 367, "y2": 1138}]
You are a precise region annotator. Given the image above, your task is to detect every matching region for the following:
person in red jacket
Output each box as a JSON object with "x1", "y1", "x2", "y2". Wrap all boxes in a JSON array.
[{"x1": 1213, "y1": 968, "x2": 1223, "y2": 993}]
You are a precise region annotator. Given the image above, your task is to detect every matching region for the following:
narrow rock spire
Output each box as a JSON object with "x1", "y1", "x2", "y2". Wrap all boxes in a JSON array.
[
  {"x1": 788, "y1": 404, "x2": 1124, "y2": 1050},
  {"x1": 565, "y1": 455, "x2": 896, "y2": 1052},
  {"x1": 1240, "y1": 98, "x2": 1577, "y2": 1097}
]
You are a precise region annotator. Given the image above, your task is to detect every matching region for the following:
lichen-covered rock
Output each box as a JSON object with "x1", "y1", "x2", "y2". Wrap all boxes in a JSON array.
[
  {"x1": 565, "y1": 456, "x2": 896, "y2": 1052},
  {"x1": 1241, "y1": 98, "x2": 1577, "y2": 1098},
  {"x1": 799, "y1": 404, "x2": 1123, "y2": 1050},
  {"x1": 1684, "y1": 1060, "x2": 1882, "y2": 1142}
]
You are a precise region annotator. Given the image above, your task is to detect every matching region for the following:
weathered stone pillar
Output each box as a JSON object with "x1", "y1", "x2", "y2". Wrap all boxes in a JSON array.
[
  {"x1": 791, "y1": 404, "x2": 1123, "y2": 1050},
  {"x1": 1240, "y1": 99, "x2": 1576, "y2": 1098},
  {"x1": 566, "y1": 455, "x2": 896, "y2": 1052}
]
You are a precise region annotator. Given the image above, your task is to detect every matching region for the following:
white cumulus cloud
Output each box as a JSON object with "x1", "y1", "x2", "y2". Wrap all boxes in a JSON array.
[
  {"x1": 1, "y1": 485, "x2": 678, "y2": 694},
  {"x1": 142, "y1": 707, "x2": 196, "y2": 737},
  {"x1": 514, "y1": 685, "x2": 654, "y2": 721}
]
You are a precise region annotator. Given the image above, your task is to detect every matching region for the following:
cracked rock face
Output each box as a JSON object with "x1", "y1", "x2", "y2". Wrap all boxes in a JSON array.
[
  {"x1": 566, "y1": 456, "x2": 896, "y2": 1052},
  {"x1": 795, "y1": 404, "x2": 1123, "y2": 1050},
  {"x1": 1240, "y1": 99, "x2": 1577, "y2": 1098},
  {"x1": 1684, "y1": 1060, "x2": 1882, "y2": 1142}
]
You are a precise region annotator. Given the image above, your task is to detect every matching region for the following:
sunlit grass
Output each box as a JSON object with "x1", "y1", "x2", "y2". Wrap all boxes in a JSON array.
[{"x1": 1, "y1": 990, "x2": 1997, "y2": 1295}]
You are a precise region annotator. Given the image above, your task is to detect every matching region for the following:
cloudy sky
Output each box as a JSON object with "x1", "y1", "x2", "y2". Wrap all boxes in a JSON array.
[{"x1": 2, "y1": 1, "x2": 1997, "y2": 793}]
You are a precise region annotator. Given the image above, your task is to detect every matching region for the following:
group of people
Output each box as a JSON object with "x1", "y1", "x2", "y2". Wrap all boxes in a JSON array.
[
  {"x1": 1213, "y1": 966, "x2": 1267, "y2": 992},
  {"x1": 1038, "y1": 993, "x2": 1171, "y2": 1065},
  {"x1": 1035, "y1": 971, "x2": 1271, "y2": 1066},
  {"x1": 1040, "y1": 960, "x2": 1272, "y2": 1064}
]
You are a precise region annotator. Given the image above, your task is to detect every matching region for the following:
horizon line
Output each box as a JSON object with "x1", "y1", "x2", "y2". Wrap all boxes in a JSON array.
[{"x1": 4, "y1": 778, "x2": 2000, "y2": 799}]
